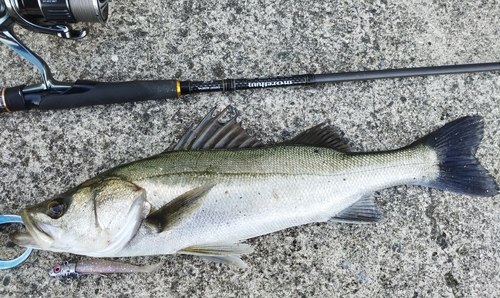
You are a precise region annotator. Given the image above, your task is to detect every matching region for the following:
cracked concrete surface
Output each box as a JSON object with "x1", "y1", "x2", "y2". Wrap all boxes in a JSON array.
[{"x1": 0, "y1": 1, "x2": 499, "y2": 297}]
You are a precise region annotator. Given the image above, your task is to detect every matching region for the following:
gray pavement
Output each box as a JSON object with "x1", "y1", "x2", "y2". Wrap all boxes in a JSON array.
[{"x1": 0, "y1": 1, "x2": 499, "y2": 297}]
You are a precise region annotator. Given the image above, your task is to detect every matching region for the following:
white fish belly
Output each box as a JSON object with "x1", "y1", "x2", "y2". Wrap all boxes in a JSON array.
[{"x1": 116, "y1": 146, "x2": 438, "y2": 257}]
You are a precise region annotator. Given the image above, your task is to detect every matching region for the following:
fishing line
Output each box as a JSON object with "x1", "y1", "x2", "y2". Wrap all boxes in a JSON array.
[{"x1": 0, "y1": 215, "x2": 32, "y2": 269}]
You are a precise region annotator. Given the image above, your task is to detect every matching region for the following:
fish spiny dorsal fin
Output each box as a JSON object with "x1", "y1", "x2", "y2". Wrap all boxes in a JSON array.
[
  {"x1": 145, "y1": 183, "x2": 215, "y2": 232},
  {"x1": 165, "y1": 106, "x2": 263, "y2": 152},
  {"x1": 168, "y1": 107, "x2": 219, "y2": 151},
  {"x1": 287, "y1": 123, "x2": 350, "y2": 152}
]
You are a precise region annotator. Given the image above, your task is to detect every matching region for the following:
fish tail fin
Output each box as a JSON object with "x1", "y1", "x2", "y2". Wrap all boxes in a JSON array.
[{"x1": 414, "y1": 116, "x2": 498, "y2": 197}]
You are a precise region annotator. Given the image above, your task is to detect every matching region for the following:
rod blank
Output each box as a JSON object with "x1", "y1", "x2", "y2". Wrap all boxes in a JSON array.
[
  {"x1": 180, "y1": 62, "x2": 500, "y2": 96},
  {"x1": 311, "y1": 62, "x2": 500, "y2": 84}
]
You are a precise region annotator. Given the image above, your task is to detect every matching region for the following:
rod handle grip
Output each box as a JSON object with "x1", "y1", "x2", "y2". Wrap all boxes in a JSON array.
[{"x1": 37, "y1": 80, "x2": 179, "y2": 110}]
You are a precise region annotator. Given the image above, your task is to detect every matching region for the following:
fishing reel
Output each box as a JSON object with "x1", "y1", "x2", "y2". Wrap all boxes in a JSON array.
[
  {"x1": 2, "y1": 0, "x2": 108, "y2": 39},
  {"x1": 0, "y1": 0, "x2": 108, "y2": 111}
]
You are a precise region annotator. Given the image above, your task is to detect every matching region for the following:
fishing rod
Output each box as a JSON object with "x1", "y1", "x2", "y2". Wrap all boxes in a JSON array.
[
  {"x1": 2, "y1": 62, "x2": 499, "y2": 112},
  {"x1": 0, "y1": 0, "x2": 499, "y2": 112}
]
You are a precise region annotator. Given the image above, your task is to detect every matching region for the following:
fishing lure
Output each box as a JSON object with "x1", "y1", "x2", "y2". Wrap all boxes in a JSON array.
[{"x1": 49, "y1": 259, "x2": 160, "y2": 278}]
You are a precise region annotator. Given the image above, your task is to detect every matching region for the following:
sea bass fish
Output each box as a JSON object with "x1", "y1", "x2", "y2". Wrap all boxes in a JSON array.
[{"x1": 13, "y1": 107, "x2": 498, "y2": 267}]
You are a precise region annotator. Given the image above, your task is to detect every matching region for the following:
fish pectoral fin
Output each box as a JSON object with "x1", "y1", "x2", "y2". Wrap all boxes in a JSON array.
[
  {"x1": 145, "y1": 183, "x2": 215, "y2": 232},
  {"x1": 329, "y1": 195, "x2": 385, "y2": 224},
  {"x1": 286, "y1": 123, "x2": 350, "y2": 152},
  {"x1": 178, "y1": 243, "x2": 254, "y2": 268}
]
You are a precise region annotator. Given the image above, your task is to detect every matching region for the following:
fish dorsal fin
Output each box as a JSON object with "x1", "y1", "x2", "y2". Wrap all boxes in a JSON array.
[
  {"x1": 329, "y1": 195, "x2": 384, "y2": 224},
  {"x1": 145, "y1": 183, "x2": 215, "y2": 232},
  {"x1": 166, "y1": 107, "x2": 263, "y2": 152},
  {"x1": 178, "y1": 243, "x2": 254, "y2": 268},
  {"x1": 287, "y1": 124, "x2": 350, "y2": 152}
]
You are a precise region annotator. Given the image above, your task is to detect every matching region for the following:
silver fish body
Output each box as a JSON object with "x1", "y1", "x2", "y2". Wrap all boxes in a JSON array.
[
  {"x1": 112, "y1": 145, "x2": 436, "y2": 257},
  {"x1": 14, "y1": 108, "x2": 498, "y2": 267}
]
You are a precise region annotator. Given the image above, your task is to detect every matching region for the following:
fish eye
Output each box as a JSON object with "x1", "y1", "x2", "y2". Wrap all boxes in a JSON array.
[
  {"x1": 46, "y1": 198, "x2": 67, "y2": 219},
  {"x1": 53, "y1": 265, "x2": 61, "y2": 273}
]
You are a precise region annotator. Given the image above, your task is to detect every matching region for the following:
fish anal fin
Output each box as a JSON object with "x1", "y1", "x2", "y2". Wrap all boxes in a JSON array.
[
  {"x1": 178, "y1": 243, "x2": 254, "y2": 268},
  {"x1": 201, "y1": 256, "x2": 249, "y2": 268},
  {"x1": 145, "y1": 183, "x2": 215, "y2": 232},
  {"x1": 329, "y1": 195, "x2": 384, "y2": 224},
  {"x1": 165, "y1": 106, "x2": 263, "y2": 152},
  {"x1": 287, "y1": 124, "x2": 350, "y2": 152}
]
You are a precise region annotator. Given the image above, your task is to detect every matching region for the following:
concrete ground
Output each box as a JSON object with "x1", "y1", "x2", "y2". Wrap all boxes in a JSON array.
[{"x1": 0, "y1": 1, "x2": 499, "y2": 297}]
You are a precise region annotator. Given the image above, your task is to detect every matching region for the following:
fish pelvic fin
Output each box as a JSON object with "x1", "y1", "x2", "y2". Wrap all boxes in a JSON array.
[
  {"x1": 329, "y1": 195, "x2": 384, "y2": 224},
  {"x1": 145, "y1": 183, "x2": 215, "y2": 232},
  {"x1": 413, "y1": 116, "x2": 498, "y2": 197},
  {"x1": 166, "y1": 106, "x2": 263, "y2": 151},
  {"x1": 287, "y1": 123, "x2": 350, "y2": 152},
  {"x1": 178, "y1": 243, "x2": 254, "y2": 268}
]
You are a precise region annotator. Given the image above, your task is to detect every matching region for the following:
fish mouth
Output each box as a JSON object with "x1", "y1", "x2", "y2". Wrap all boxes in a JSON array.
[{"x1": 13, "y1": 209, "x2": 55, "y2": 250}]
